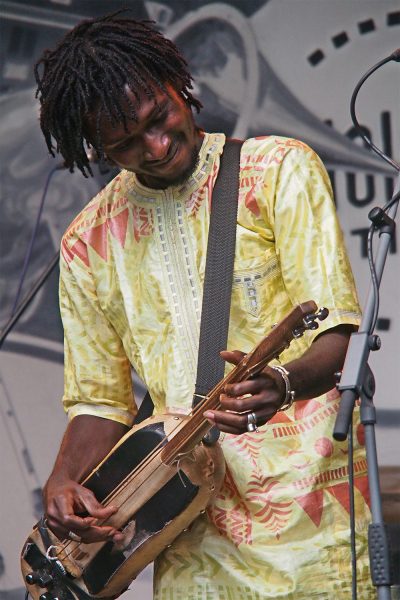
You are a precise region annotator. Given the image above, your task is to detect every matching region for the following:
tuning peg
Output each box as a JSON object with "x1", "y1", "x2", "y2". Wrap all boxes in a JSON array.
[
  {"x1": 302, "y1": 307, "x2": 329, "y2": 331},
  {"x1": 292, "y1": 326, "x2": 305, "y2": 338},
  {"x1": 26, "y1": 573, "x2": 40, "y2": 585},
  {"x1": 316, "y1": 307, "x2": 329, "y2": 321},
  {"x1": 334, "y1": 371, "x2": 342, "y2": 385},
  {"x1": 27, "y1": 572, "x2": 53, "y2": 588}
]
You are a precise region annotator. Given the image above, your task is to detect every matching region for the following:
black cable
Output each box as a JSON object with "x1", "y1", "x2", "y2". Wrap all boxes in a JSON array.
[
  {"x1": 0, "y1": 252, "x2": 59, "y2": 350},
  {"x1": 366, "y1": 224, "x2": 380, "y2": 335},
  {"x1": 350, "y1": 50, "x2": 400, "y2": 172},
  {"x1": 10, "y1": 164, "x2": 64, "y2": 317},
  {"x1": 349, "y1": 50, "x2": 400, "y2": 336},
  {"x1": 382, "y1": 188, "x2": 400, "y2": 213}
]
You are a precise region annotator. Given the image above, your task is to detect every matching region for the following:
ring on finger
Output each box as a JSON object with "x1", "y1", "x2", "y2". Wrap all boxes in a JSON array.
[
  {"x1": 68, "y1": 531, "x2": 82, "y2": 542},
  {"x1": 246, "y1": 411, "x2": 258, "y2": 433}
]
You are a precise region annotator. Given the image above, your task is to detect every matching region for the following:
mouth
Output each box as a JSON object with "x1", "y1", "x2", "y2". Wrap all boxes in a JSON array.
[
  {"x1": 145, "y1": 142, "x2": 179, "y2": 170},
  {"x1": 137, "y1": 136, "x2": 200, "y2": 189}
]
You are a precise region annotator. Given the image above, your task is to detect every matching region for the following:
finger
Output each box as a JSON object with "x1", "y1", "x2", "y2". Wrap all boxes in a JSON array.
[
  {"x1": 46, "y1": 495, "x2": 94, "y2": 534},
  {"x1": 224, "y1": 373, "x2": 275, "y2": 398},
  {"x1": 79, "y1": 493, "x2": 119, "y2": 520},
  {"x1": 203, "y1": 409, "x2": 247, "y2": 435},
  {"x1": 48, "y1": 511, "x2": 97, "y2": 537},
  {"x1": 67, "y1": 524, "x2": 123, "y2": 544},
  {"x1": 49, "y1": 490, "x2": 118, "y2": 535},
  {"x1": 61, "y1": 513, "x2": 117, "y2": 533},
  {"x1": 219, "y1": 390, "x2": 268, "y2": 413},
  {"x1": 205, "y1": 404, "x2": 278, "y2": 433},
  {"x1": 204, "y1": 409, "x2": 248, "y2": 432},
  {"x1": 45, "y1": 518, "x2": 71, "y2": 542},
  {"x1": 220, "y1": 350, "x2": 246, "y2": 366}
]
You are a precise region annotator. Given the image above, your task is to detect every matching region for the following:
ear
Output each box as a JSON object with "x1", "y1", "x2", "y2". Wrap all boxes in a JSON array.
[
  {"x1": 86, "y1": 144, "x2": 116, "y2": 167},
  {"x1": 104, "y1": 154, "x2": 117, "y2": 166},
  {"x1": 86, "y1": 145, "x2": 100, "y2": 164}
]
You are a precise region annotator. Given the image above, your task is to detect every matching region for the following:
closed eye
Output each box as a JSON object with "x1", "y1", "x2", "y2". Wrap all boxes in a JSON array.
[
  {"x1": 113, "y1": 138, "x2": 133, "y2": 152},
  {"x1": 150, "y1": 108, "x2": 169, "y2": 127},
  {"x1": 107, "y1": 103, "x2": 170, "y2": 153}
]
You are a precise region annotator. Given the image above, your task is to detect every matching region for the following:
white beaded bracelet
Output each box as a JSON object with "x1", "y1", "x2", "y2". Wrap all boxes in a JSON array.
[{"x1": 271, "y1": 365, "x2": 296, "y2": 411}]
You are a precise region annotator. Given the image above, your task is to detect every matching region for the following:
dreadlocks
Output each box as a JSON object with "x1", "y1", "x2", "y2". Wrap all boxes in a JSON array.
[{"x1": 34, "y1": 10, "x2": 202, "y2": 177}]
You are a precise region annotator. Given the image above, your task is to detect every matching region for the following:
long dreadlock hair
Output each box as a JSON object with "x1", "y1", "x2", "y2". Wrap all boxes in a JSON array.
[{"x1": 34, "y1": 10, "x2": 202, "y2": 177}]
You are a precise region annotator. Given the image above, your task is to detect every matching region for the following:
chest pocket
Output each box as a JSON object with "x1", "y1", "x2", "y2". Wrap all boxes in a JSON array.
[{"x1": 232, "y1": 254, "x2": 280, "y2": 317}]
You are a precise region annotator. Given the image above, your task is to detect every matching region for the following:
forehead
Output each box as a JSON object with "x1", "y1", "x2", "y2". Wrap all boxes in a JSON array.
[
  {"x1": 85, "y1": 82, "x2": 179, "y2": 138},
  {"x1": 121, "y1": 83, "x2": 174, "y2": 114}
]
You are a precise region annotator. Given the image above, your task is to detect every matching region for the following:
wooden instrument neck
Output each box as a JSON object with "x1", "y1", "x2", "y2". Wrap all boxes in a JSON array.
[{"x1": 161, "y1": 300, "x2": 319, "y2": 462}]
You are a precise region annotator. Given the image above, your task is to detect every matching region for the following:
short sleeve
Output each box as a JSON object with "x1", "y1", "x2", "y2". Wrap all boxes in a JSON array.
[
  {"x1": 269, "y1": 144, "x2": 361, "y2": 338},
  {"x1": 59, "y1": 243, "x2": 136, "y2": 426}
]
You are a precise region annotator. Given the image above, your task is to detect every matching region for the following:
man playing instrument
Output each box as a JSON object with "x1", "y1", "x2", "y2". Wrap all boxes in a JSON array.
[{"x1": 34, "y1": 11, "x2": 374, "y2": 599}]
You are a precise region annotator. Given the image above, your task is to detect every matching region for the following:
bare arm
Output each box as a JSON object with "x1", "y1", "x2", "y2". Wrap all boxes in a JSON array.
[
  {"x1": 203, "y1": 324, "x2": 352, "y2": 434},
  {"x1": 44, "y1": 415, "x2": 128, "y2": 543}
]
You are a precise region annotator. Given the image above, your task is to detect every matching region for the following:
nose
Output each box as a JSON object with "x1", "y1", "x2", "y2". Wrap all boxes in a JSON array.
[{"x1": 143, "y1": 132, "x2": 170, "y2": 162}]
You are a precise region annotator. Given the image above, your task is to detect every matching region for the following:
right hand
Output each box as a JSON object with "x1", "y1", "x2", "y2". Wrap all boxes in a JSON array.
[{"x1": 44, "y1": 475, "x2": 124, "y2": 544}]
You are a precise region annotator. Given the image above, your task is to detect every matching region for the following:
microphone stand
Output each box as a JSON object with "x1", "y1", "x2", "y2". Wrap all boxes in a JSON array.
[
  {"x1": 333, "y1": 173, "x2": 399, "y2": 600},
  {"x1": 333, "y1": 49, "x2": 400, "y2": 600}
]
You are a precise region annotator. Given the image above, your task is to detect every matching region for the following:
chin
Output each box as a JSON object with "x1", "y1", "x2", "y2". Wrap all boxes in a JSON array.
[{"x1": 165, "y1": 145, "x2": 200, "y2": 186}]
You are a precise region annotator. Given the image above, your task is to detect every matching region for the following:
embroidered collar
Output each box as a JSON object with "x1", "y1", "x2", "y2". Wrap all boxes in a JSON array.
[{"x1": 125, "y1": 133, "x2": 226, "y2": 204}]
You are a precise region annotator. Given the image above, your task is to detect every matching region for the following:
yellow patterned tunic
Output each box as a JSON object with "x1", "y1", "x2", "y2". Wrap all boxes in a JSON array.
[{"x1": 60, "y1": 133, "x2": 374, "y2": 599}]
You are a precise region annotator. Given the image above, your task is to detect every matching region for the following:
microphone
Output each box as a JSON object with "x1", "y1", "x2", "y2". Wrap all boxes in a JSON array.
[{"x1": 390, "y1": 48, "x2": 400, "y2": 62}]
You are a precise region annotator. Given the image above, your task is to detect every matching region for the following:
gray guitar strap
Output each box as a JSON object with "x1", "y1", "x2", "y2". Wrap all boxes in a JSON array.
[
  {"x1": 193, "y1": 138, "x2": 243, "y2": 444},
  {"x1": 135, "y1": 138, "x2": 243, "y2": 434}
]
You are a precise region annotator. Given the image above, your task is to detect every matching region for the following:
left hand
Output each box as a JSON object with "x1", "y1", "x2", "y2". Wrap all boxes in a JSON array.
[{"x1": 203, "y1": 350, "x2": 286, "y2": 434}]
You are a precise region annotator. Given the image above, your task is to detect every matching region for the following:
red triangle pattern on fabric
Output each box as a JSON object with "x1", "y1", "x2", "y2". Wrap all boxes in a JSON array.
[
  {"x1": 81, "y1": 222, "x2": 109, "y2": 262},
  {"x1": 244, "y1": 187, "x2": 261, "y2": 217},
  {"x1": 295, "y1": 489, "x2": 324, "y2": 527},
  {"x1": 294, "y1": 399, "x2": 322, "y2": 420},
  {"x1": 61, "y1": 242, "x2": 74, "y2": 266},
  {"x1": 70, "y1": 239, "x2": 89, "y2": 267},
  {"x1": 268, "y1": 410, "x2": 293, "y2": 425},
  {"x1": 109, "y1": 208, "x2": 129, "y2": 248},
  {"x1": 325, "y1": 481, "x2": 351, "y2": 514},
  {"x1": 354, "y1": 474, "x2": 371, "y2": 508}
]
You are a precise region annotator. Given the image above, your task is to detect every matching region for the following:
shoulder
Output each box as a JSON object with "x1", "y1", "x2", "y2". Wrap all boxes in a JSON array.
[
  {"x1": 241, "y1": 136, "x2": 316, "y2": 169},
  {"x1": 60, "y1": 171, "x2": 131, "y2": 268},
  {"x1": 237, "y1": 136, "x2": 331, "y2": 223},
  {"x1": 240, "y1": 136, "x2": 330, "y2": 195}
]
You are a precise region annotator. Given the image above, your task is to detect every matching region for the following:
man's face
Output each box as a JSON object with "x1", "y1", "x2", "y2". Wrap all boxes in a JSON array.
[{"x1": 86, "y1": 84, "x2": 202, "y2": 189}]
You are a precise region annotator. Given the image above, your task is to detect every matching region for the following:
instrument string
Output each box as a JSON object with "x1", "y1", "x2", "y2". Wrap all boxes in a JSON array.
[
  {"x1": 59, "y1": 331, "x2": 294, "y2": 561},
  {"x1": 60, "y1": 357, "x2": 273, "y2": 561},
  {"x1": 59, "y1": 374, "x2": 233, "y2": 560}
]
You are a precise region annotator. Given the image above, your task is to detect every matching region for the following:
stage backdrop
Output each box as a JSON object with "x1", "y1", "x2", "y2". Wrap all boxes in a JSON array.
[{"x1": 0, "y1": 2, "x2": 398, "y2": 599}]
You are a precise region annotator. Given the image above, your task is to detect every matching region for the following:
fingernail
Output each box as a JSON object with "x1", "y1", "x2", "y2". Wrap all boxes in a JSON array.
[{"x1": 203, "y1": 411, "x2": 215, "y2": 422}]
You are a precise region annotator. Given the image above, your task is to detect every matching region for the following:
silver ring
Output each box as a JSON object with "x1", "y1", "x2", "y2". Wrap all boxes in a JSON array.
[
  {"x1": 68, "y1": 531, "x2": 82, "y2": 542},
  {"x1": 246, "y1": 411, "x2": 258, "y2": 432}
]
